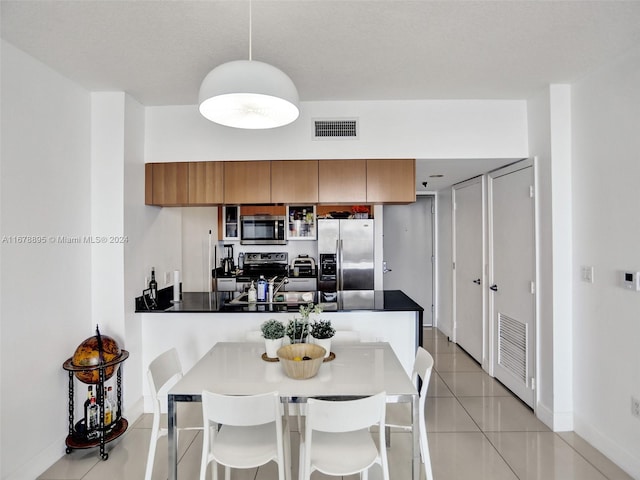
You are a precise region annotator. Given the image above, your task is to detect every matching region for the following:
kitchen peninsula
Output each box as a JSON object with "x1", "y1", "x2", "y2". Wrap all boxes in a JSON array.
[{"x1": 137, "y1": 289, "x2": 423, "y2": 386}]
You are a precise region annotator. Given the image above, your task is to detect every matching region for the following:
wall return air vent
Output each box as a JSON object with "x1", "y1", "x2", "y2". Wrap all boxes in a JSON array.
[{"x1": 313, "y1": 119, "x2": 359, "y2": 140}]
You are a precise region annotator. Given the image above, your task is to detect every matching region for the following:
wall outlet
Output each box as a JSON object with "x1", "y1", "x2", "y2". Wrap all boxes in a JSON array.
[{"x1": 632, "y1": 396, "x2": 640, "y2": 419}]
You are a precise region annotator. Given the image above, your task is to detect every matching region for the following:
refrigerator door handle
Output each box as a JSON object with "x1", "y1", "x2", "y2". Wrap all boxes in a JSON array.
[{"x1": 338, "y1": 239, "x2": 344, "y2": 291}]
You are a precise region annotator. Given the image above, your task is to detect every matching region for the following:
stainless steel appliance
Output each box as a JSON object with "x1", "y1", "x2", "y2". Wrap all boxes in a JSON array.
[
  {"x1": 240, "y1": 215, "x2": 286, "y2": 245},
  {"x1": 290, "y1": 255, "x2": 316, "y2": 276},
  {"x1": 236, "y1": 252, "x2": 289, "y2": 291},
  {"x1": 317, "y1": 219, "x2": 374, "y2": 292}
]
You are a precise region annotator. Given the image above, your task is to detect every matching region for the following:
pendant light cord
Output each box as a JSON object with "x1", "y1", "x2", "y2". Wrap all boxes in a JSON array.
[{"x1": 248, "y1": 0, "x2": 252, "y2": 61}]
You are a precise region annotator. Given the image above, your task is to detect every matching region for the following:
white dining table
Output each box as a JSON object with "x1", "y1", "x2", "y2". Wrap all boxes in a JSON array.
[{"x1": 167, "y1": 341, "x2": 420, "y2": 480}]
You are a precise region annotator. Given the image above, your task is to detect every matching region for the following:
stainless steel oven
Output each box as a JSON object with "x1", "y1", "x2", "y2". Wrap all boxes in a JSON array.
[{"x1": 240, "y1": 215, "x2": 286, "y2": 245}]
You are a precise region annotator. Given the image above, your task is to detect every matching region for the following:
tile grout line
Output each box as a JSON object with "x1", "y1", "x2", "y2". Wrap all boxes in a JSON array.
[
  {"x1": 555, "y1": 433, "x2": 616, "y2": 480},
  {"x1": 430, "y1": 330, "x2": 524, "y2": 480}
]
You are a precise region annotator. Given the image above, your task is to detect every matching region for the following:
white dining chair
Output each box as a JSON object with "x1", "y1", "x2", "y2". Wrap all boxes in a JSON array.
[
  {"x1": 300, "y1": 391, "x2": 389, "y2": 480},
  {"x1": 145, "y1": 348, "x2": 202, "y2": 480},
  {"x1": 384, "y1": 346, "x2": 434, "y2": 480},
  {"x1": 200, "y1": 390, "x2": 291, "y2": 480}
]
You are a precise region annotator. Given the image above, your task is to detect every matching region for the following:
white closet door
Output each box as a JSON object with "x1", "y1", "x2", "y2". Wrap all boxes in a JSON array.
[
  {"x1": 453, "y1": 177, "x2": 484, "y2": 364},
  {"x1": 489, "y1": 161, "x2": 536, "y2": 408}
]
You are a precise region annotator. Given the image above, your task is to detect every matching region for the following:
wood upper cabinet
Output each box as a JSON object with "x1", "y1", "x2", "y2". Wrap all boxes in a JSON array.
[
  {"x1": 271, "y1": 160, "x2": 318, "y2": 203},
  {"x1": 223, "y1": 161, "x2": 271, "y2": 204},
  {"x1": 366, "y1": 159, "x2": 416, "y2": 203},
  {"x1": 188, "y1": 161, "x2": 223, "y2": 205},
  {"x1": 145, "y1": 162, "x2": 189, "y2": 206},
  {"x1": 318, "y1": 159, "x2": 367, "y2": 203}
]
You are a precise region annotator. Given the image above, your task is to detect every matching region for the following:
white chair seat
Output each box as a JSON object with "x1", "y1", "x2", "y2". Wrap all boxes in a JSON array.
[
  {"x1": 213, "y1": 422, "x2": 281, "y2": 467},
  {"x1": 310, "y1": 430, "x2": 379, "y2": 476}
]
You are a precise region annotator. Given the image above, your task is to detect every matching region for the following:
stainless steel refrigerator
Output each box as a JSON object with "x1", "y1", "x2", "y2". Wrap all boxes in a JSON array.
[{"x1": 317, "y1": 219, "x2": 374, "y2": 291}]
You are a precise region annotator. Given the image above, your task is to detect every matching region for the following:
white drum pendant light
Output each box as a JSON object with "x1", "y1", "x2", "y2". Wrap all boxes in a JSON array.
[{"x1": 198, "y1": 2, "x2": 299, "y2": 129}]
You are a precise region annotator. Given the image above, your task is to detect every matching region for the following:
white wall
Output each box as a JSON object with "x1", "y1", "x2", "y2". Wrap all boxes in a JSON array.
[
  {"x1": 571, "y1": 45, "x2": 640, "y2": 478},
  {"x1": 1, "y1": 41, "x2": 92, "y2": 480},
  {"x1": 145, "y1": 100, "x2": 528, "y2": 162},
  {"x1": 435, "y1": 190, "x2": 453, "y2": 338},
  {"x1": 527, "y1": 86, "x2": 574, "y2": 431}
]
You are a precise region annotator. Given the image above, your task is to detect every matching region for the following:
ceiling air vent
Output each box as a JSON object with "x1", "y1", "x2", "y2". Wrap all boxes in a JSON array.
[{"x1": 313, "y1": 118, "x2": 358, "y2": 140}]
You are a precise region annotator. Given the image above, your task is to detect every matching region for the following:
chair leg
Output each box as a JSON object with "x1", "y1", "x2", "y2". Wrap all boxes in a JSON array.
[
  {"x1": 143, "y1": 430, "x2": 158, "y2": 480},
  {"x1": 224, "y1": 466, "x2": 230, "y2": 480}
]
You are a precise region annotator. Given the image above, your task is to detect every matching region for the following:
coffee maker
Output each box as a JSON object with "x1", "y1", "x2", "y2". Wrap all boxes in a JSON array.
[{"x1": 221, "y1": 244, "x2": 234, "y2": 275}]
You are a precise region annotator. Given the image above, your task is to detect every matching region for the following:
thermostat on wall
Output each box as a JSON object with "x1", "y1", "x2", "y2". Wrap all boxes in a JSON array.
[{"x1": 622, "y1": 271, "x2": 640, "y2": 291}]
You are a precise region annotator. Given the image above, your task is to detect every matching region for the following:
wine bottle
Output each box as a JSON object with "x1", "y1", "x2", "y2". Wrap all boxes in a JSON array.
[
  {"x1": 88, "y1": 396, "x2": 99, "y2": 431},
  {"x1": 103, "y1": 387, "x2": 112, "y2": 426},
  {"x1": 149, "y1": 267, "x2": 158, "y2": 301},
  {"x1": 107, "y1": 386, "x2": 116, "y2": 421},
  {"x1": 83, "y1": 386, "x2": 93, "y2": 434}
]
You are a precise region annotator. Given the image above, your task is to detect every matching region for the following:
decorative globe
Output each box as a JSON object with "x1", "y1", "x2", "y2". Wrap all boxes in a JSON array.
[{"x1": 71, "y1": 334, "x2": 121, "y2": 384}]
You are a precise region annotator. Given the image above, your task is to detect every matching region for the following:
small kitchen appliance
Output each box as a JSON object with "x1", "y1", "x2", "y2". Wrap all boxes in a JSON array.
[
  {"x1": 221, "y1": 244, "x2": 234, "y2": 275},
  {"x1": 291, "y1": 255, "x2": 316, "y2": 277},
  {"x1": 240, "y1": 215, "x2": 286, "y2": 245}
]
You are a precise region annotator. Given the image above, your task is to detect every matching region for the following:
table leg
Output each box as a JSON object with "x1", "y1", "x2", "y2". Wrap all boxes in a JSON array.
[
  {"x1": 412, "y1": 394, "x2": 420, "y2": 480},
  {"x1": 168, "y1": 394, "x2": 177, "y2": 480}
]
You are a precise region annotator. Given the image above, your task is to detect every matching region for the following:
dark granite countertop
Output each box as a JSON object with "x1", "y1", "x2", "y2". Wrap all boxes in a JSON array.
[{"x1": 136, "y1": 290, "x2": 423, "y2": 313}]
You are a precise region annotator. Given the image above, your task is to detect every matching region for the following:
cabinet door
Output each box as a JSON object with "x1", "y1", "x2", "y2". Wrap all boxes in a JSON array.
[
  {"x1": 188, "y1": 161, "x2": 223, "y2": 204},
  {"x1": 271, "y1": 160, "x2": 318, "y2": 203},
  {"x1": 146, "y1": 162, "x2": 188, "y2": 206},
  {"x1": 318, "y1": 160, "x2": 367, "y2": 203},
  {"x1": 366, "y1": 159, "x2": 415, "y2": 203},
  {"x1": 224, "y1": 161, "x2": 271, "y2": 204}
]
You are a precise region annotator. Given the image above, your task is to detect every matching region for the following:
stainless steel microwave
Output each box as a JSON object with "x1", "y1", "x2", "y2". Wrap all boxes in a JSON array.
[{"x1": 240, "y1": 215, "x2": 286, "y2": 245}]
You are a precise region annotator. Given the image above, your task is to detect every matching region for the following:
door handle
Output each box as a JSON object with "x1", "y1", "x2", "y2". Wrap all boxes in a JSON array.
[
  {"x1": 489, "y1": 284, "x2": 498, "y2": 292},
  {"x1": 473, "y1": 279, "x2": 481, "y2": 285}
]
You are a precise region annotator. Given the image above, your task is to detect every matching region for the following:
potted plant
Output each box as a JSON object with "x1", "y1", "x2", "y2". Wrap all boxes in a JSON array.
[
  {"x1": 310, "y1": 319, "x2": 335, "y2": 358},
  {"x1": 286, "y1": 302, "x2": 321, "y2": 344},
  {"x1": 285, "y1": 319, "x2": 309, "y2": 344},
  {"x1": 260, "y1": 319, "x2": 285, "y2": 359}
]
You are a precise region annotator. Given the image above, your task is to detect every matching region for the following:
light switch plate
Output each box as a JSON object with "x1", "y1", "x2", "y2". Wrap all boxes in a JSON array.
[{"x1": 581, "y1": 266, "x2": 594, "y2": 283}]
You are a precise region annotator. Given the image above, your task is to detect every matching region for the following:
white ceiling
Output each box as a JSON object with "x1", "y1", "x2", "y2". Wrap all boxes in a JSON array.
[{"x1": 3, "y1": 0, "x2": 640, "y2": 191}]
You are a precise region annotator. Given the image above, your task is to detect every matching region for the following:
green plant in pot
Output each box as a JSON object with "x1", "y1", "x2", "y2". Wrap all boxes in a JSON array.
[
  {"x1": 286, "y1": 302, "x2": 321, "y2": 344},
  {"x1": 260, "y1": 319, "x2": 285, "y2": 359},
  {"x1": 310, "y1": 319, "x2": 335, "y2": 340},
  {"x1": 310, "y1": 318, "x2": 334, "y2": 358}
]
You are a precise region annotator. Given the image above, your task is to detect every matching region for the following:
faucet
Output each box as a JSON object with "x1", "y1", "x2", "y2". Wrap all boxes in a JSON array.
[{"x1": 268, "y1": 275, "x2": 289, "y2": 302}]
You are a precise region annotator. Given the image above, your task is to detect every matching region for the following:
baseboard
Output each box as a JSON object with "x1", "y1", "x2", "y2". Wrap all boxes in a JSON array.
[
  {"x1": 6, "y1": 438, "x2": 66, "y2": 480},
  {"x1": 7, "y1": 396, "x2": 146, "y2": 480},
  {"x1": 535, "y1": 401, "x2": 554, "y2": 429},
  {"x1": 574, "y1": 413, "x2": 640, "y2": 478}
]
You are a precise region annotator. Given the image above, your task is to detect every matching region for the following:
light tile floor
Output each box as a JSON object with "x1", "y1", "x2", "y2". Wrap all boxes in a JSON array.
[{"x1": 39, "y1": 328, "x2": 633, "y2": 480}]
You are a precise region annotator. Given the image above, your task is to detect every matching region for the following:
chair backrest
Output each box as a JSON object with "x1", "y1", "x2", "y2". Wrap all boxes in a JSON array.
[
  {"x1": 148, "y1": 348, "x2": 183, "y2": 399},
  {"x1": 413, "y1": 347, "x2": 434, "y2": 399},
  {"x1": 306, "y1": 391, "x2": 386, "y2": 433},
  {"x1": 202, "y1": 390, "x2": 281, "y2": 427}
]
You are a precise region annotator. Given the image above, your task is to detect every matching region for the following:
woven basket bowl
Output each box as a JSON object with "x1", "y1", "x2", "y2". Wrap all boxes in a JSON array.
[{"x1": 277, "y1": 343, "x2": 326, "y2": 380}]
